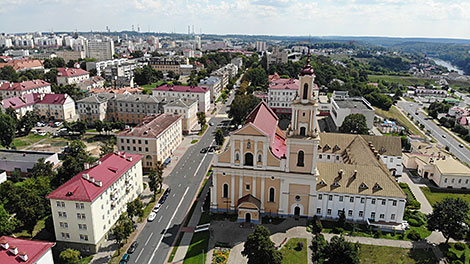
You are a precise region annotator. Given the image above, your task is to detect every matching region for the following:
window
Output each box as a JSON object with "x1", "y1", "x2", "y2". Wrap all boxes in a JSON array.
[
  {"x1": 244, "y1": 153, "x2": 253, "y2": 166},
  {"x1": 80, "y1": 234, "x2": 89, "y2": 241},
  {"x1": 382, "y1": 199, "x2": 386, "y2": 205},
  {"x1": 327, "y1": 209, "x2": 332, "y2": 215},
  {"x1": 300, "y1": 127, "x2": 306, "y2": 136},
  {"x1": 328, "y1": 195, "x2": 333, "y2": 201},
  {"x1": 303, "y1": 83, "x2": 308, "y2": 100},
  {"x1": 336, "y1": 156, "x2": 339, "y2": 160},
  {"x1": 391, "y1": 214, "x2": 396, "y2": 220},
  {"x1": 258, "y1": 154, "x2": 262, "y2": 163},
  {"x1": 319, "y1": 154, "x2": 322, "y2": 159},
  {"x1": 138, "y1": 140, "x2": 141, "y2": 144},
  {"x1": 380, "y1": 214, "x2": 385, "y2": 219},
  {"x1": 327, "y1": 155, "x2": 330, "y2": 160},
  {"x1": 372, "y1": 199, "x2": 376, "y2": 204},
  {"x1": 452, "y1": 179, "x2": 455, "y2": 183},
  {"x1": 127, "y1": 139, "x2": 130, "y2": 143},
  {"x1": 121, "y1": 139, "x2": 124, "y2": 143},
  {"x1": 247, "y1": 141, "x2": 251, "y2": 149},
  {"x1": 56, "y1": 201, "x2": 61, "y2": 207},
  {"x1": 371, "y1": 212, "x2": 376, "y2": 219},
  {"x1": 350, "y1": 197, "x2": 354, "y2": 203},
  {"x1": 348, "y1": 210, "x2": 353, "y2": 216},
  {"x1": 339, "y1": 196, "x2": 343, "y2": 202},
  {"x1": 338, "y1": 210, "x2": 343, "y2": 216},
  {"x1": 60, "y1": 222, "x2": 68, "y2": 228},
  {"x1": 245, "y1": 184, "x2": 250, "y2": 191},
  {"x1": 316, "y1": 208, "x2": 321, "y2": 214},
  {"x1": 61, "y1": 202, "x2": 65, "y2": 207},
  {"x1": 297, "y1": 151, "x2": 305, "y2": 167},
  {"x1": 459, "y1": 179, "x2": 462, "y2": 184},
  {"x1": 444, "y1": 178, "x2": 448, "y2": 183},
  {"x1": 359, "y1": 211, "x2": 364, "y2": 217},
  {"x1": 318, "y1": 194, "x2": 322, "y2": 200},
  {"x1": 392, "y1": 200, "x2": 397, "y2": 206},
  {"x1": 223, "y1": 184, "x2": 229, "y2": 198},
  {"x1": 61, "y1": 233, "x2": 70, "y2": 239},
  {"x1": 132, "y1": 139, "x2": 136, "y2": 144},
  {"x1": 360, "y1": 198, "x2": 365, "y2": 204},
  {"x1": 269, "y1": 188, "x2": 275, "y2": 202},
  {"x1": 78, "y1": 224, "x2": 87, "y2": 230}
]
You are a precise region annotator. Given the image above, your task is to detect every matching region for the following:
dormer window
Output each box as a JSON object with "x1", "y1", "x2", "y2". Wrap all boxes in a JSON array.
[
  {"x1": 359, "y1": 183, "x2": 368, "y2": 189},
  {"x1": 332, "y1": 181, "x2": 340, "y2": 187},
  {"x1": 318, "y1": 179, "x2": 327, "y2": 186},
  {"x1": 373, "y1": 183, "x2": 382, "y2": 191}
]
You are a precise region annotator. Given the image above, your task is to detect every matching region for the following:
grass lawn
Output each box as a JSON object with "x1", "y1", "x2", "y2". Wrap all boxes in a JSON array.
[
  {"x1": 421, "y1": 186, "x2": 470, "y2": 207},
  {"x1": 374, "y1": 106, "x2": 425, "y2": 137},
  {"x1": 198, "y1": 124, "x2": 208, "y2": 136},
  {"x1": 439, "y1": 243, "x2": 470, "y2": 263},
  {"x1": 279, "y1": 238, "x2": 308, "y2": 264},
  {"x1": 360, "y1": 244, "x2": 437, "y2": 264},
  {"x1": 183, "y1": 231, "x2": 209, "y2": 264},
  {"x1": 368, "y1": 75, "x2": 429, "y2": 87},
  {"x1": 11, "y1": 134, "x2": 47, "y2": 149}
]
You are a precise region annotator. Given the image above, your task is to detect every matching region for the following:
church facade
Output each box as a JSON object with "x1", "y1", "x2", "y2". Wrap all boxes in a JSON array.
[{"x1": 210, "y1": 58, "x2": 406, "y2": 230}]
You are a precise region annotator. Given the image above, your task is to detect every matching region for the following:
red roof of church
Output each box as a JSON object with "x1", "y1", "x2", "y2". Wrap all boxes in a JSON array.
[
  {"x1": 0, "y1": 236, "x2": 54, "y2": 264},
  {"x1": 47, "y1": 152, "x2": 142, "y2": 202}
]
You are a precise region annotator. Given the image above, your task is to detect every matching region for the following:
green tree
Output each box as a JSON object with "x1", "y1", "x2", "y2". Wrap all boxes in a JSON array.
[
  {"x1": 54, "y1": 140, "x2": 92, "y2": 187},
  {"x1": 18, "y1": 111, "x2": 39, "y2": 136},
  {"x1": 324, "y1": 236, "x2": 360, "y2": 264},
  {"x1": 130, "y1": 50, "x2": 144, "y2": 58},
  {"x1": 228, "y1": 94, "x2": 261, "y2": 126},
  {"x1": 311, "y1": 215, "x2": 323, "y2": 235},
  {"x1": 112, "y1": 214, "x2": 134, "y2": 252},
  {"x1": 0, "y1": 66, "x2": 19, "y2": 82},
  {"x1": 311, "y1": 234, "x2": 327, "y2": 263},
  {"x1": 338, "y1": 209, "x2": 346, "y2": 228},
  {"x1": 0, "y1": 204, "x2": 19, "y2": 235},
  {"x1": 59, "y1": 248, "x2": 80, "y2": 264},
  {"x1": 44, "y1": 68, "x2": 58, "y2": 83},
  {"x1": 103, "y1": 121, "x2": 113, "y2": 134},
  {"x1": 0, "y1": 112, "x2": 17, "y2": 148},
  {"x1": 428, "y1": 198, "x2": 470, "y2": 244},
  {"x1": 167, "y1": 70, "x2": 176, "y2": 80},
  {"x1": 30, "y1": 158, "x2": 56, "y2": 179},
  {"x1": 340, "y1": 114, "x2": 369, "y2": 134},
  {"x1": 215, "y1": 128, "x2": 224, "y2": 146},
  {"x1": 197, "y1": 112, "x2": 206, "y2": 128},
  {"x1": 43, "y1": 57, "x2": 65, "y2": 69},
  {"x1": 73, "y1": 120, "x2": 87, "y2": 135},
  {"x1": 241, "y1": 225, "x2": 282, "y2": 264},
  {"x1": 127, "y1": 198, "x2": 144, "y2": 218},
  {"x1": 100, "y1": 140, "x2": 115, "y2": 157},
  {"x1": 94, "y1": 120, "x2": 103, "y2": 134},
  {"x1": 148, "y1": 161, "x2": 164, "y2": 196}
]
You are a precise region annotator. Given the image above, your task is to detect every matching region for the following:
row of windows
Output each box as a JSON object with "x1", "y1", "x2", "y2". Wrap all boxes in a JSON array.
[
  {"x1": 318, "y1": 194, "x2": 397, "y2": 206},
  {"x1": 317, "y1": 208, "x2": 396, "y2": 220},
  {"x1": 222, "y1": 184, "x2": 276, "y2": 202},
  {"x1": 56, "y1": 202, "x2": 85, "y2": 209},
  {"x1": 121, "y1": 146, "x2": 150, "y2": 152},
  {"x1": 444, "y1": 178, "x2": 470, "y2": 185},
  {"x1": 59, "y1": 222, "x2": 87, "y2": 230},
  {"x1": 57, "y1": 212, "x2": 87, "y2": 219}
]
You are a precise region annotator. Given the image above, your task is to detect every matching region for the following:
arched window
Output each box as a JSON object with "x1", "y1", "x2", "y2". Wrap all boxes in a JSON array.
[
  {"x1": 269, "y1": 187, "x2": 275, "y2": 202},
  {"x1": 245, "y1": 153, "x2": 253, "y2": 166},
  {"x1": 146, "y1": 155, "x2": 152, "y2": 160},
  {"x1": 300, "y1": 127, "x2": 306, "y2": 136},
  {"x1": 297, "y1": 150, "x2": 305, "y2": 167},
  {"x1": 258, "y1": 154, "x2": 262, "y2": 162},
  {"x1": 247, "y1": 141, "x2": 251, "y2": 149},
  {"x1": 303, "y1": 83, "x2": 308, "y2": 100},
  {"x1": 235, "y1": 152, "x2": 240, "y2": 161},
  {"x1": 223, "y1": 184, "x2": 229, "y2": 198}
]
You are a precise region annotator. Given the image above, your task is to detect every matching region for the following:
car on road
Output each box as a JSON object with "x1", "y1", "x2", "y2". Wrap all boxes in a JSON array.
[
  {"x1": 165, "y1": 187, "x2": 171, "y2": 194},
  {"x1": 148, "y1": 212, "x2": 157, "y2": 222},
  {"x1": 459, "y1": 144, "x2": 464, "y2": 148},
  {"x1": 200, "y1": 147, "x2": 208, "y2": 153},
  {"x1": 442, "y1": 135, "x2": 447, "y2": 138},
  {"x1": 209, "y1": 122, "x2": 214, "y2": 126},
  {"x1": 120, "y1": 253, "x2": 130, "y2": 263},
  {"x1": 153, "y1": 203, "x2": 161, "y2": 213},
  {"x1": 209, "y1": 145, "x2": 220, "y2": 152},
  {"x1": 415, "y1": 112, "x2": 419, "y2": 115},
  {"x1": 127, "y1": 241, "x2": 138, "y2": 254}
]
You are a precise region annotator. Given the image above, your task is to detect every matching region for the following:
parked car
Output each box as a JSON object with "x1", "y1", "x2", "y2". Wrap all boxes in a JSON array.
[
  {"x1": 209, "y1": 145, "x2": 220, "y2": 151},
  {"x1": 153, "y1": 203, "x2": 161, "y2": 213},
  {"x1": 148, "y1": 212, "x2": 157, "y2": 222},
  {"x1": 459, "y1": 144, "x2": 464, "y2": 148},
  {"x1": 442, "y1": 135, "x2": 447, "y2": 138},
  {"x1": 200, "y1": 147, "x2": 208, "y2": 153},
  {"x1": 209, "y1": 122, "x2": 214, "y2": 126},
  {"x1": 121, "y1": 253, "x2": 130, "y2": 263},
  {"x1": 127, "y1": 241, "x2": 138, "y2": 254},
  {"x1": 53, "y1": 121, "x2": 63, "y2": 128}
]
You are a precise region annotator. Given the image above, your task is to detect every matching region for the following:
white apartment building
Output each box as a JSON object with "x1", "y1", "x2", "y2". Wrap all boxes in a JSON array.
[
  {"x1": 268, "y1": 78, "x2": 299, "y2": 115},
  {"x1": 86, "y1": 39, "x2": 115, "y2": 61},
  {"x1": 76, "y1": 94, "x2": 114, "y2": 122},
  {"x1": 199, "y1": 76, "x2": 222, "y2": 102},
  {"x1": 330, "y1": 91, "x2": 375, "y2": 129},
  {"x1": 153, "y1": 84, "x2": 211, "y2": 113},
  {"x1": 57, "y1": 68, "x2": 90, "y2": 85},
  {"x1": 47, "y1": 152, "x2": 143, "y2": 253},
  {"x1": 163, "y1": 98, "x2": 198, "y2": 134},
  {"x1": 0, "y1": 80, "x2": 51, "y2": 99},
  {"x1": 117, "y1": 114, "x2": 182, "y2": 169}
]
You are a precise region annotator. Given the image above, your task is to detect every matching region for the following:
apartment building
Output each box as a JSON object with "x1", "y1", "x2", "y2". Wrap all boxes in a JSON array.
[
  {"x1": 268, "y1": 77, "x2": 299, "y2": 115},
  {"x1": 117, "y1": 114, "x2": 182, "y2": 169},
  {"x1": 0, "y1": 80, "x2": 51, "y2": 99},
  {"x1": 0, "y1": 59, "x2": 44, "y2": 72},
  {"x1": 86, "y1": 39, "x2": 115, "y2": 61},
  {"x1": 76, "y1": 94, "x2": 114, "y2": 122},
  {"x1": 330, "y1": 91, "x2": 375, "y2": 130},
  {"x1": 108, "y1": 94, "x2": 162, "y2": 124},
  {"x1": 35, "y1": 94, "x2": 77, "y2": 121},
  {"x1": 47, "y1": 152, "x2": 143, "y2": 253},
  {"x1": 199, "y1": 76, "x2": 222, "y2": 102},
  {"x1": 0, "y1": 236, "x2": 55, "y2": 264},
  {"x1": 57, "y1": 68, "x2": 90, "y2": 85},
  {"x1": 163, "y1": 98, "x2": 198, "y2": 134},
  {"x1": 153, "y1": 84, "x2": 211, "y2": 113},
  {"x1": 148, "y1": 58, "x2": 182, "y2": 74}
]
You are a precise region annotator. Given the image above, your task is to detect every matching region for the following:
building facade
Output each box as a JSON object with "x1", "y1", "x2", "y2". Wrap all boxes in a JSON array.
[
  {"x1": 148, "y1": 58, "x2": 181, "y2": 74},
  {"x1": 34, "y1": 94, "x2": 77, "y2": 121},
  {"x1": 211, "y1": 59, "x2": 406, "y2": 230},
  {"x1": 163, "y1": 98, "x2": 198, "y2": 134},
  {"x1": 117, "y1": 114, "x2": 182, "y2": 169},
  {"x1": 330, "y1": 91, "x2": 375, "y2": 129},
  {"x1": 57, "y1": 68, "x2": 90, "y2": 85},
  {"x1": 47, "y1": 152, "x2": 143, "y2": 253},
  {"x1": 0, "y1": 80, "x2": 51, "y2": 99},
  {"x1": 268, "y1": 78, "x2": 299, "y2": 115},
  {"x1": 152, "y1": 84, "x2": 211, "y2": 113},
  {"x1": 0, "y1": 149, "x2": 59, "y2": 176},
  {"x1": 86, "y1": 39, "x2": 115, "y2": 61},
  {"x1": 199, "y1": 76, "x2": 222, "y2": 103}
]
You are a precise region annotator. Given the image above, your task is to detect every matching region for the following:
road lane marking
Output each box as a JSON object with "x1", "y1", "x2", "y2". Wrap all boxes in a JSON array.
[
  {"x1": 135, "y1": 248, "x2": 144, "y2": 263},
  {"x1": 166, "y1": 205, "x2": 169, "y2": 209},
  {"x1": 148, "y1": 187, "x2": 189, "y2": 264},
  {"x1": 145, "y1": 232, "x2": 153, "y2": 246},
  {"x1": 173, "y1": 193, "x2": 176, "y2": 197},
  {"x1": 178, "y1": 183, "x2": 181, "y2": 187},
  {"x1": 158, "y1": 215, "x2": 163, "y2": 222}
]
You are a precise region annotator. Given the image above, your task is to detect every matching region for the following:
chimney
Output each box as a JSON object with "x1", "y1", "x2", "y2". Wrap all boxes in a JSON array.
[
  {"x1": 19, "y1": 252, "x2": 28, "y2": 262},
  {"x1": 84, "y1": 163, "x2": 90, "y2": 170},
  {"x1": 338, "y1": 169, "x2": 344, "y2": 178},
  {"x1": 0, "y1": 239, "x2": 9, "y2": 249},
  {"x1": 82, "y1": 173, "x2": 90, "y2": 180},
  {"x1": 127, "y1": 157, "x2": 133, "y2": 162},
  {"x1": 9, "y1": 245, "x2": 18, "y2": 255},
  {"x1": 94, "y1": 180, "x2": 102, "y2": 187},
  {"x1": 352, "y1": 170, "x2": 357, "y2": 179},
  {"x1": 89, "y1": 177, "x2": 95, "y2": 183}
]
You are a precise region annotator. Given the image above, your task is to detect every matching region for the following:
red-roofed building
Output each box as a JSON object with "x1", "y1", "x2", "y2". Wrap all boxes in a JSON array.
[
  {"x1": 0, "y1": 59, "x2": 44, "y2": 72},
  {"x1": 268, "y1": 77, "x2": 299, "y2": 115},
  {"x1": 57, "y1": 68, "x2": 90, "y2": 85},
  {"x1": 47, "y1": 152, "x2": 143, "y2": 253},
  {"x1": 0, "y1": 80, "x2": 51, "y2": 99},
  {"x1": 153, "y1": 84, "x2": 211, "y2": 113},
  {"x1": 0, "y1": 236, "x2": 55, "y2": 264}
]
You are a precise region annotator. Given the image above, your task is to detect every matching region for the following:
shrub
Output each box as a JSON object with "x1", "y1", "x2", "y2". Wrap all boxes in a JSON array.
[
  {"x1": 407, "y1": 229, "x2": 421, "y2": 241},
  {"x1": 455, "y1": 242, "x2": 466, "y2": 251},
  {"x1": 407, "y1": 219, "x2": 420, "y2": 227},
  {"x1": 374, "y1": 230, "x2": 383, "y2": 238},
  {"x1": 446, "y1": 250, "x2": 458, "y2": 261},
  {"x1": 332, "y1": 227, "x2": 344, "y2": 234},
  {"x1": 296, "y1": 241, "x2": 304, "y2": 251},
  {"x1": 451, "y1": 260, "x2": 463, "y2": 264}
]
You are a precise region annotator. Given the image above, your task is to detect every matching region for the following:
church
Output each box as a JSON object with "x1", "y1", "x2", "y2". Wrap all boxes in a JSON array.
[{"x1": 210, "y1": 57, "x2": 406, "y2": 230}]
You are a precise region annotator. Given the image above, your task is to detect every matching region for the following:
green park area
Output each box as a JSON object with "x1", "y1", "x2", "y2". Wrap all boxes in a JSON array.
[
  {"x1": 421, "y1": 187, "x2": 470, "y2": 208},
  {"x1": 359, "y1": 244, "x2": 437, "y2": 264}
]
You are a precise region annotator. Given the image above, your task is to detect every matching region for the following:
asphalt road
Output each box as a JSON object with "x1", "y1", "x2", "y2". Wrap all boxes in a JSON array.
[
  {"x1": 129, "y1": 98, "x2": 233, "y2": 264},
  {"x1": 397, "y1": 101, "x2": 470, "y2": 164}
]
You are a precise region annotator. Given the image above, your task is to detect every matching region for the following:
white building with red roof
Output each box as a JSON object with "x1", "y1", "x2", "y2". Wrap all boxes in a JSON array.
[
  {"x1": 153, "y1": 84, "x2": 211, "y2": 113},
  {"x1": 57, "y1": 68, "x2": 90, "y2": 85},
  {"x1": 268, "y1": 77, "x2": 299, "y2": 115},
  {"x1": 0, "y1": 236, "x2": 55, "y2": 264},
  {"x1": 0, "y1": 80, "x2": 51, "y2": 99},
  {"x1": 47, "y1": 152, "x2": 143, "y2": 253}
]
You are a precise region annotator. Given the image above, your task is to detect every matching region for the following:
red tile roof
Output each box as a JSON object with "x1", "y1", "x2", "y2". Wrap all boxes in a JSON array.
[
  {"x1": 242, "y1": 101, "x2": 286, "y2": 159},
  {"x1": 117, "y1": 114, "x2": 181, "y2": 138},
  {"x1": 38, "y1": 94, "x2": 68, "y2": 105},
  {"x1": 0, "y1": 80, "x2": 50, "y2": 91},
  {"x1": 2, "y1": 93, "x2": 69, "y2": 109},
  {"x1": 47, "y1": 152, "x2": 142, "y2": 202},
  {"x1": 0, "y1": 59, "x2": 43, "y2": 71},
  {"x1": 153, "y1": 84, "x2": 209, "y2": 93},
  {"x1": 269, "y1": 78, "x2": 299, "y2": 90},
  {"x1": 0, "y1": 236, "x2": 54, "y2": 264},
  {"x1": 57, "y1": 67, "x2": 89, "y2": 77}
]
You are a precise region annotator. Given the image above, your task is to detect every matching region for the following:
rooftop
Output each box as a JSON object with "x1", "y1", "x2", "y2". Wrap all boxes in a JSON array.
[
  {"x1": 0, "y1": 80, "x2": 50, "y2": 91},
  {"x1": 57, "y1": 67, "x2": 89, "y2": 77},
  {"x1": 153, "y1": 84, "x2": 209, "y2": 93},
  {"x1": 269, "y1": 78, "x2": 299, "y2": 90},
  {"x1": 46, "y1": 152, "x2": 142, "y2": 202},
  {"x1": 0, "y1": 149, "x2": 57, "y2": 163},
  {"x1": 0, "y1": 236, "x2": 54, "y2": 264},
  {"x1": 0, "y1": 59, "x2": 43, "y2": 71},
  {"x1": 334, "y1": 97, "x2": 373, "y2": 110},
  {"x1": 117, "y1": 114, "x2": 182, "y2": 139}
]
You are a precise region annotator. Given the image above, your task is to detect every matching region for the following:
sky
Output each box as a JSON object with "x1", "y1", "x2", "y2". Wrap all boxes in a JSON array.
[{"x1": 1, "y1": 0, "x2": 470, "y2": 39}]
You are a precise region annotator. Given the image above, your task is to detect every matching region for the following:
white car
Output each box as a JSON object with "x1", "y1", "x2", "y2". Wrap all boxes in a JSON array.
[
  {"x1": 152, "y1": 203, "x2": 161, "y2": 213},
  {"x1": 148, "y1": 212, "x2": 157, "y2": 222}
]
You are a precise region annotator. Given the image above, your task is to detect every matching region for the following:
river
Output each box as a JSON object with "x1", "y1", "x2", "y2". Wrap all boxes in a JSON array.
[{"x1": 432, "y1": 58, "x2": 465, "y2": 75}]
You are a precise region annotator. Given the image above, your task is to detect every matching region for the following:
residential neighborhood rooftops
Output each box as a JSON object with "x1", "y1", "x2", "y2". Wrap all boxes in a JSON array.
[
  {"x1": 46, "y1": 152, "x2": 143, "y2": 202},
  {"x1": 0, "y1": 236, "x2": 54, "y2": 264},
  {"x1": 57, "y1": 67, "x2": 89, "y2": 77},
  {"x1": 153, "y1": 84, "x2": 209, "y2": 93},
  {"x1": 0, "y1": 59, "x2": 43, "y2": 71},
  {"x1": 0, "y1": 80, "x2": 50, "y2": 91},
  {"x1": 1, "y1": 93, "x2": 70, "y2": 109},
  {"x1": 117, "y1": 114, "x2": 182, "y2": 139}
]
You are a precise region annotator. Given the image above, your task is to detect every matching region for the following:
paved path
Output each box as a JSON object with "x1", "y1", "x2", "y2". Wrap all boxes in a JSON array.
[{"x1": 399, "y1": 171, "x2": 433, "y2": 214}]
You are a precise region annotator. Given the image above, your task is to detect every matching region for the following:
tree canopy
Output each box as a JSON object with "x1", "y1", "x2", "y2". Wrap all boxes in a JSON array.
[
  {"x1": 242, "y1": 225, "x2": 282, "y2": 264},
  {"x1": 311, "y1": 234, "x2": 360, "y2": 264},
  {"x1": 228, "y1": 94, "x2": 261, "y2": 126},
  {"x1": 339, "y1": 113, "x2": 369, "y2": 134},
  {"x1": 427, "y1": 197, "x2": 470, "y2": 244}
]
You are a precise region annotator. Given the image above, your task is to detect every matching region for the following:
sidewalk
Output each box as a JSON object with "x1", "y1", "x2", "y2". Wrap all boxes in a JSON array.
[{"x1": 399, "y1": 171, "x2": 433, "y2": 214}]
